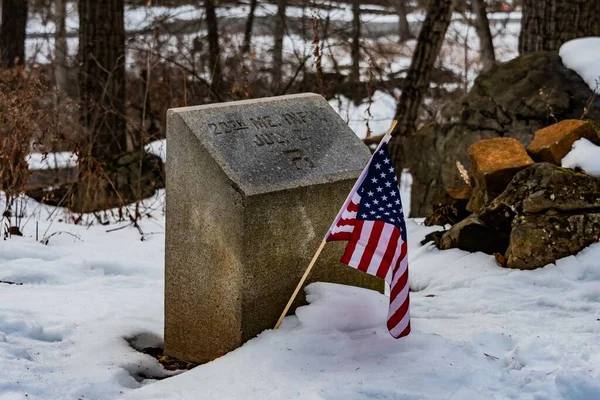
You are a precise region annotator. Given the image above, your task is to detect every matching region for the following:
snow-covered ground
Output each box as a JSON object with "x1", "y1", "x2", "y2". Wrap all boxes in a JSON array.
[
  {"x1": 331, "y1": 90, "x2": 398, "y2": 138},
  {"x1": 0, "y1": 191, "x2": 167, "y2": 400},
  {"x1": 1, "y1": 184, "x2": 600, "y2": 399}
]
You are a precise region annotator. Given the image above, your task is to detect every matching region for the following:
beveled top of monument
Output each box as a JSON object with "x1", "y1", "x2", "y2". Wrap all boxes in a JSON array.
[{"x1": 168, "y1": 93, "x2": 371, "y2": 196}]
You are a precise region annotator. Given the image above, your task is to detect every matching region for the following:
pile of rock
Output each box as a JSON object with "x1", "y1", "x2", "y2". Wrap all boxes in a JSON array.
[
  {"x1": 425, "y1": 119, "x2": 600, "y2": 270},
  {"x1": 398, "y1": 51, "x2": 600, "y2": 218}
]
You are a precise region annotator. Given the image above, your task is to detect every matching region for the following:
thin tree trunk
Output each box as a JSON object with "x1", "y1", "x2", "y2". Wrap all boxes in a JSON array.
[
  {"x1": 388, "y1": 0, "x2": 454, "y2": 218},
  {"x1": 242, "y1": 0, "x2": 258, "y2": 55},
  {"x1": 391, "y1": 0, "x2": 454, "y2": 139},
  {"x1": 54, "y1": 0, "x2": 69, "y2": 96},
  {"x1": 394, "y1": 0, "x2": 413, "y2": 42},
  {"x1": 472, "y1": 0, "x2": 495, "y2": 71},
  {"x1": 0, "y1": 0, "x2": 28, "y2": 67},
  {"x1": 272, "y1": 0, "x2": 287, "y2": 89},
  {"x1": 350, "y1": 0, "x2": 361, "y2": 81},
  {"x1": 205, "y1": 0, "x2": 222, "y2": 90},
  {"x1": 519, "y1": 0, "x2": 600, "y2": 54},
  {"x1": 79, "y1": 0, "x2": 127, "y2": 160}
]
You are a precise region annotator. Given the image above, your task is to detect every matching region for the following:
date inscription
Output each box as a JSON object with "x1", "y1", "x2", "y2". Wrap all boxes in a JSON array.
[{"x1": 206, "y1": 109, "x2": 328, "y2": 171}]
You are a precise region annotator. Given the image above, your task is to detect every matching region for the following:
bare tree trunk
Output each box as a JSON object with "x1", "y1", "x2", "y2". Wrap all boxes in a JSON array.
[
  {"x1": 0, "y1": 0, "x2": 28, "y2": 67},
  {"x1": 205, "y1": 0, "x2": 222, "y2": 90},
  {"x1": 242, "y1": 0, "x2": 258, "y2": 55},
  {"x1": 391, "y1": 0, "x2": 454, "y2": 139},
  {"x1": 472, "y1": 0, "x2": 495, "y2": 71},
  {"x1": 79, "y1": 0, "x2": 127, "y2": 160},
  {"x1": 272, "y1": 0, "x2": 287, "y2": 89},
  {"x1": 394, "y1": 0, "x2": 413, "y2": 42},
  {"x1": 388, "y1": 0, "x2": 454, "y2": 217},
  {"x1": 519, "y1": 0, "x2": 600, "y2": 54},
  {"x1": 350, "y1": 0, "x2": 361, "y2": 81},
  {"x1": 54, "y1": 0, "x2": 69, "y2": 96}
]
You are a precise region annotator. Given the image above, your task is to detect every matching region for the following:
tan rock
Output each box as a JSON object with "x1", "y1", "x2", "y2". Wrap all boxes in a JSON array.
[
  {"x1": 466, "y1": 137, "x2": 534, "y2": 213},
  {"x1": 526, "y1": 119, "x2": 599, "y2": 165}
]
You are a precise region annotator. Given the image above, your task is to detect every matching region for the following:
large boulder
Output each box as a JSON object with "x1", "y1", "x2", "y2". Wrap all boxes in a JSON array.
[
  {"x1": 392, "y1": 52, "x2": 600, "y2": 217},
  {"x1": 506, "y1": 214, "x2": 600, "y2": 270},
  {"x1": 480, "y1": 163, "x2": 600, "y2": 230},
  {"x1": 0, "y1": 150, "x2": 28, "y2": 197},
  {"x1": 27, "y1": 150, "x2": 167, "y2": 214}
]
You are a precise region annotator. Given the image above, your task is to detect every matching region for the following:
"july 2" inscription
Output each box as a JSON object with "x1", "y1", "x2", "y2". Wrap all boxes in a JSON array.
[{"x1": 253, "y1": 129, "x2": 308, "y2": 147}]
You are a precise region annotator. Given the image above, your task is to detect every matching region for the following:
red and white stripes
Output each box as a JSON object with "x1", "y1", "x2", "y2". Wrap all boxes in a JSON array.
[{"x1": 326, "y1": 195, "x2": 410, "y2": 339}]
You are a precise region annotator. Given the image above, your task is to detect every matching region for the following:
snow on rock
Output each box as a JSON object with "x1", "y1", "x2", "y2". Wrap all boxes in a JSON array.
[
  {"x1": 562, "y1": 138, "x2": 600, "y2": 177},
  {"x1": 560, "y1": 37, "x2": 600, "y2": 93}
]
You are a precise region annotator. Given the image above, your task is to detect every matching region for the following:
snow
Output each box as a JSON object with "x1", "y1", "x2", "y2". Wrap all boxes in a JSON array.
[
  {"x1": 400, "y1": 169, "x2": 412, "y2": 217},
  {"x1": 2, "y1": 189, "x2": 600, "y2": 399},
  {"x1": 130, "y1": 221, "x2": 600, "y2": 400},
  {"x1": 562, "y1": 138, "x2": 600, "y2": 178},
  {"x1": 0, "y1": 191, "x2": 168, "y2": 399},
  {"x1": 25, "y1": 152, "x2": 77, "y2": 170},
  {"x1": 560, "y1": 37, "x2": 600, "y2": 94},
  {"x1": 145, "y1": 139, "x2": 167, "y2": 163},
  {"x1": 329, "y1": 91, "x2": 398, "y2": 139}
]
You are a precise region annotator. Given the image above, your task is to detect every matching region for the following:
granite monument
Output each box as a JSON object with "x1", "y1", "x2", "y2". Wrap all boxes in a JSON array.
[{"x1": 165, "y1": 93, "x2": 383, "y2": 364}]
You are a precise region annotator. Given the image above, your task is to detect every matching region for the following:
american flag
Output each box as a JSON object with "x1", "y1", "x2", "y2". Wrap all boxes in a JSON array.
[{"x1": 325, "y1": 134, "x2": 410, "y2": 338}]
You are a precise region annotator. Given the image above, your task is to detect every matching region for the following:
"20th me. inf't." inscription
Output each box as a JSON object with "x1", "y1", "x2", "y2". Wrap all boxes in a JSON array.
[{"x1": 207, "y1": 110, "x2": 328, "y2": 171}]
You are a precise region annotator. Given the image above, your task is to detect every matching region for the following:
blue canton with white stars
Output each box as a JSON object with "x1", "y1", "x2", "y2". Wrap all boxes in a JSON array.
[{"x1": 356, "y1": 142, "x2": 407, "y2": 242}]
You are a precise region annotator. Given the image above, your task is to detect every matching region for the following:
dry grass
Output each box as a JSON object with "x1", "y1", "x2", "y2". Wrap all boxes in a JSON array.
[
  {"x1": 0, "y1": 69, "x2": 45, "y2": 203},
  {"x1": 0, "y1": 67, "x2": 80, "y2": 231}
]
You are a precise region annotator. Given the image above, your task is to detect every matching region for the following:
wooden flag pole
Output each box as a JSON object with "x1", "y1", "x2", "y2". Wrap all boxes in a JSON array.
[
  {"x1": 275, "y1": 120, "x2": 399, "y2": 329},
  {"x1": 274, "y1": 239, "x2": 327, "y2": 329}
]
